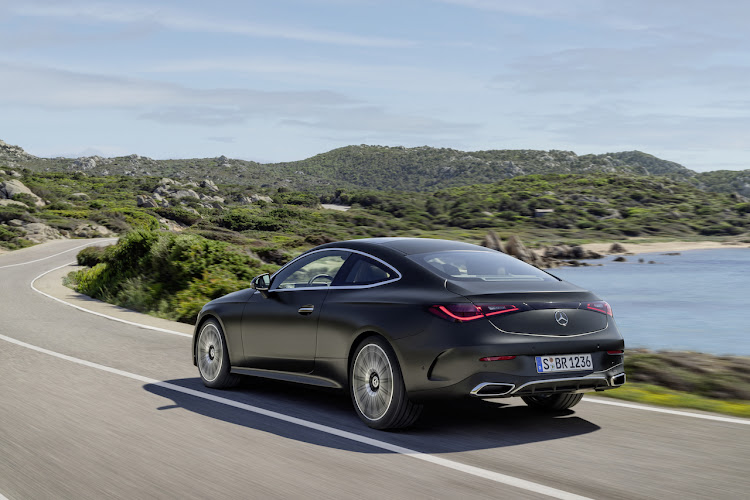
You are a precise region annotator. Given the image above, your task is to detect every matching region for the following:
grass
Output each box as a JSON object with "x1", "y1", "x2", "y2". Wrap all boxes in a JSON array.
[{"x1": 590, "y1": 382, "x2": 750, "y2": 419}]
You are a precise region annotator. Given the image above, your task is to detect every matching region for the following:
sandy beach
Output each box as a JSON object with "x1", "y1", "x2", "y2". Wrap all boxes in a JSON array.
[{"x1": 581, "y1": 240, "x2": 749, "y2": 255}]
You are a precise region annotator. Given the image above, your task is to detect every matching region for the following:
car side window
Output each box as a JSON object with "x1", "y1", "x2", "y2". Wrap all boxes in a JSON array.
[
  {"x1": 339, "y1": 255, "x2": 395, "y2": 286},
  {"x1": 273, "y1": 250, "x2": 349, "y2": 289}
]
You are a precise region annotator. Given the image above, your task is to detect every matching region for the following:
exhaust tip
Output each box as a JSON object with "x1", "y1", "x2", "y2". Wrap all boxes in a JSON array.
[
  {"x1": 470, "y1": 383, "x2": 515, "y2": 397},
  {"x1": 611, "y1": 373, "x2": 626, "y2": 386}
]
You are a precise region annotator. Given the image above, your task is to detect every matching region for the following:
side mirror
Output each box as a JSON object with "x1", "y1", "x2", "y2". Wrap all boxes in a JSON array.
[{"x1": 251, "y1": 273, "x2": 271, "y2": 298}]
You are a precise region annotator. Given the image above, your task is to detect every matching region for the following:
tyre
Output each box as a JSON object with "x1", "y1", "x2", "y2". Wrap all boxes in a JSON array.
[
  {"x1": 350, "y1": 336, "x2": 422, "y2": 430},
  {"x1": 196, "y1": 319, "x2": 241, "y2": 389},
  {"x1": 522, "y1": 393, "x2": 583, "y2": 411}
]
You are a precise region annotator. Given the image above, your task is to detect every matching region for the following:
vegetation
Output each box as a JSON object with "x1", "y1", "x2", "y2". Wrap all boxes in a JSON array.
[{"x1": 70, "y1": 230, "x2": 277, "y2": 323}]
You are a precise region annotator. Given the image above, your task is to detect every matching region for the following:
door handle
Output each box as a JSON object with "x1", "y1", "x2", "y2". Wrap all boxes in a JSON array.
[{"x1": 298, "y1": 305, "x2": 315, "y2": 315}]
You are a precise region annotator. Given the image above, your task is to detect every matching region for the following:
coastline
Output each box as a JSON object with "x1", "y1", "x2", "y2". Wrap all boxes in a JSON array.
[{"x1": 580, "y1": 240, "x2": 749, "y2": 255}]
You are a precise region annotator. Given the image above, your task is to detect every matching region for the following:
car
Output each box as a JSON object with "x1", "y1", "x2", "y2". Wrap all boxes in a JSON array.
[{"x1": 192, "y1": 237, "x2": 625, "y2": 429}]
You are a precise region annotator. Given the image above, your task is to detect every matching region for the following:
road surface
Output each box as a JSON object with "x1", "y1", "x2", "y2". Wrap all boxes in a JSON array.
[{"x1": 0, "y1": 239, "x2": 748, "y2": 499}]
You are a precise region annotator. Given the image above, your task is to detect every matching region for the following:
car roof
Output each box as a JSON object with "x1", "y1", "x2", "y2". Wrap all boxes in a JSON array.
[{"x1": 323, "y1": 237, "x2": 492, "y2": 256}]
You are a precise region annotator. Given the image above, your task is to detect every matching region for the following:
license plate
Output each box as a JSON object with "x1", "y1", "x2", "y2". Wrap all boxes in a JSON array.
[{"x1": 535, "y1": 354, "x2": 592, "y2": 373}]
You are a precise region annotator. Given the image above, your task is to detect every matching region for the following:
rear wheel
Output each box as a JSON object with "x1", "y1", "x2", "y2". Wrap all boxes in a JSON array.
[
  {"x1": 350, "y1": 337, "x2": 422, "y2": 430},
  {"x1": 522, "y1": 393, "x2": 583, "y2": 411},
  {"x1": 196, "y1": 319, "x2": 240, "y2": 389}
]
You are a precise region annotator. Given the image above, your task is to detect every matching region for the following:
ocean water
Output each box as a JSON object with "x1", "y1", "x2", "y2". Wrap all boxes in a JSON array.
[{"x1": 549, "y1": 248, "x2": 750, "y2": 356}]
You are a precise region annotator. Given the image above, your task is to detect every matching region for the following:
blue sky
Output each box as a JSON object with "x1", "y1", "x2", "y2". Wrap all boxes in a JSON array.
[{"x1": 1, "y1": 0, "x2": 748, "y2": 171}]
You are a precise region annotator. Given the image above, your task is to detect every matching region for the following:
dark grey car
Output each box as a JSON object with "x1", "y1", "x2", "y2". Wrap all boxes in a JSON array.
[{"x1": 193, "y1": 238, "x2": 625, "y2": 429}]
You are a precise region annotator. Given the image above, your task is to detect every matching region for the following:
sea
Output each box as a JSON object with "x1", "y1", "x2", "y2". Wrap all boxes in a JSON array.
[{"x1": 549, "y1": 247, "x2": 750, "y2": 356}]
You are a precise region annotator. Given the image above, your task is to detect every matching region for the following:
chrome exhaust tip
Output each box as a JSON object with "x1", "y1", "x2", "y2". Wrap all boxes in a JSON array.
[
  {"x1": 470, "y1": 382, "x2": 515, "y2": 397},
  {"x1": 610, "y1": 373, "x2": 626, "y2": 386}
]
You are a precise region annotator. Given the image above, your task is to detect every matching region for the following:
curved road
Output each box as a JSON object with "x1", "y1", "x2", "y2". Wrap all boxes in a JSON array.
[{"x1": 1, "y1": 240, "x2": 748, "y2": 499}]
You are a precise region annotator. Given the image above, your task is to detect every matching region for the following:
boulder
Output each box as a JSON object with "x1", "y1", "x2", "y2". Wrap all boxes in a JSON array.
[
  {"x1": 504, "y1": 235, "x2": 545, "y2": 267},
  {"x1": 249, "y1": 194, "x2": 273, "y2": 203},
  {"x1": 613, "y1": 256, "x2": 627, "y2": 262},
  {"x1": 544, "y1": 244, "x2": 602, "y2": 260},
  {"x1": 72, "y1": 223, "x2": 115, "y2": 238},
  {"x1": 18, "y1": 222, "x2": 64, "y2": 244},
  {"x1": 160, "y1": 177, "x2": 176, "y2": 185},
  {"x1": 136, "y1": 195, "x2": 159, "y2": 208},
  {"x1": 0, "y1": 199, "x2": 27, "y2": 208},
  {"x1": 172, "y1": 189, "x2": 200, "y2": 200},
  {"x1": 70, "y1": 192, "x2": 89, "y2": 200},
  {"x1": 200, "y1": 179, "x2": 219, "y2": 192},
  {"x1": 0, "y1": 179, "x2": 46, "y2": 207},
  {"x1": 609, "y1": 243, "x2": 628, "y2": 253},
  {"x1": 481, "y1": 231, "x2": 504, "y2": 252}
]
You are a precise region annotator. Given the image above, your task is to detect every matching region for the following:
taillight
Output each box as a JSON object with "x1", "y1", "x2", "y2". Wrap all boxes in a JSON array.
[
  {"x1": 479, "y1": 355, "x2": 517, "y2": 361},
  {"x1": 429, "y1": 304, "x2": 525, "y2": 322},
  {"x1": 607, "y1": 350, "x2": 624, "y2": 355},
  {"x1": 429, "y1": 304, "x2": 484, "y2": 321},
  {"x1": 585, "y1": 301, "x2": 613, "y2": 316}
]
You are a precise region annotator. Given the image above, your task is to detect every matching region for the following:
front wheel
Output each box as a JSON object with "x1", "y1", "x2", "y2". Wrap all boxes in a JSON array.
[
  {"x1": 196, "y1": 319, "x2": 240, "y2": 389},
  {"x1": 522, "y1": 393, "x2": 583, "y2": 411},
  {"x1": 350, "y1": 337, "x2": 422, "y2": 430}
]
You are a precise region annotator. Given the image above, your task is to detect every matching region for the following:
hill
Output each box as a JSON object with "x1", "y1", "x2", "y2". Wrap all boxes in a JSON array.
[{"x1": 0, "y1": 140, "x2": 705, "y2": 191}]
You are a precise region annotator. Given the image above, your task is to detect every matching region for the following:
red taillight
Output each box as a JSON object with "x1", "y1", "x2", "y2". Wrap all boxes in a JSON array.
[
  {"x1": 430, "y1": 304, "x2": 484, "y2": 321},
  {"x1": 586, "y1": 301, "x2": 613, "y2": 316},
  {"x1": 429, "y1": 304, "x2": 523, "y2": 322},
  {"x1": 607, "y1": 350, "x2": 624, "y2": 355},
  {"x1": 479, "y1": 355, "x2": 517, "y2": 361}
]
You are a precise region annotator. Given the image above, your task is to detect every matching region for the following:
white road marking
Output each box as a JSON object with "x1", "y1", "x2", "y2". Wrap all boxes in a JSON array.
[
  {"x1": 583, "y1": 397, "x2": 749, "y2": 425},
  {"x1": 29, "y1": 261, "x2": 191, "y2": 338},
  {"x1": 0, "y1": 239, "x2": 116, "y2": 269},
  {"x1": 0, "y1": 332, "x2": 590, "y2": 500}
]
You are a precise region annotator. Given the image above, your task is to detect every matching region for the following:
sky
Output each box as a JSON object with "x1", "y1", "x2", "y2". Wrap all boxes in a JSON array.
[{"x1": 1, "y1": 0, "x2": 748, "y2": 171}]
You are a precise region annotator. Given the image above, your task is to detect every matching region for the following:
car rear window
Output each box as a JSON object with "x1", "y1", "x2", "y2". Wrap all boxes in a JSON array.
[{"x1": 409, "y1": 250, "x2": 555, "y2": 282}]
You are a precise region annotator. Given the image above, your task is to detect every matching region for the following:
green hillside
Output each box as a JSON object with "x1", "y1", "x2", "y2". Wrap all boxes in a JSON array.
[{"x1": 4, "y1": 139, "x2": 718, "y2": 193}]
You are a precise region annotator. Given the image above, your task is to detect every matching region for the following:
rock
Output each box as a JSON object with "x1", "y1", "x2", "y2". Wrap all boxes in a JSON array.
[
  {"x1": 504, "y1": 235, "x2": 545, "y2": 267},
  {"x1": 0, "y1": 179, "x2": 46, "y2": 207},
  {"x1": 200, "y1": 179, "x2": 219, "y2": 192},
  {"x1": 0, "y1": 169, "x2": 5, "y2": 176},
  {"x1": 72, "y1": 223, "x2": 115, "y2": 238},
  {"x1": 19, "y1": 222, "x2": 64, "y2": 244},
  {"x1": 481, "y1": 231, "x2": 504, "y2": 252},
  {"x1": 661, "y1": 252, "x2": 681, "y2": 256},
  {"x1": 544, "y1": 244, "x2": 602, "y2": 260},
  {"x1": 648, "y1": 260, "x2": 656, "y2": 264},
  {"x1": 10, "y1": 170, "x2": 22, "y2": 178},
  {"x1": 136, "y1": 195, "x2": 159, "y2": 208},
  {"x1": 172, "y1": 189, "x2": 199, "y2": 200},
  {"x1": 237, "y1": 195, "x2": 254, "y2": 205},
  {"x1": 0, "y1": 199, "x2": 27, "y2": 208},
  {"x1": 160, "y1": 177, "x2": 176, "y2": 185},
  {"x1": 8, "y1": 219, "x2": 25, "y2": 226},
  {"x1": 608, "y1": 243, "x2": 628, "y2": 253},
  {"x1": 70, "y1": 192, "x2": 89, "y2": 200},
  {"x1": 249, "y1": 194, "x2": 273, "y2": 203},
  {"x1": 152, "y1": 192, "x2": 163, "y2": 202},
  {"x1": 613, "y1": 256, "x2": 627, "y2": 262},
  {"x1": 72, "y1": 157, "x2": 97, "y2": 170},
  {"x1": 159, "y1": 218, "x2": 185, "y2": 232}
]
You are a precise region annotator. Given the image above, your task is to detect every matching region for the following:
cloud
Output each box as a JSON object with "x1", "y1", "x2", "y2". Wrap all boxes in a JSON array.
[
  {"x1": 0, "y1": 62, "x2": 475, "y2": 136},
  {"x1": 10, "y1": 1, "x2": 416, "y2": 48}
]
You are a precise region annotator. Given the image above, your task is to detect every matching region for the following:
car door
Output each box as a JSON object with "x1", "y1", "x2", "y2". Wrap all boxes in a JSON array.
[{"x1": 242, "y1": 249, "x2": 350, "y2": 373}]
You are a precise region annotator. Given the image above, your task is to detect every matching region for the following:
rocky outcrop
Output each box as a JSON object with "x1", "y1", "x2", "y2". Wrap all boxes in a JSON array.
[
  {"x1": 0, "y1": 199, "x2": 27, "y2": 208},
  {"x1": 608, "y1": 243, "x2": 628, "y2": 253},
  {"x1": 70, "y1": 223, "x2": 115, "y2": 238},
  {"x1": 481, "y1": 230, "x2": 504, "y2": 252},
  {"x1": 0, "y1": 179, "x2": 46, "y2": 207},
  {"x1": 544, "y1": 245, "x2": 603, "y2": 260},
  {"x1": 8, "y1": 220, "x2": 64, "y2": 244},
  {"x1": 200, "y1": 179, "x2": 219, "y2": 192}
]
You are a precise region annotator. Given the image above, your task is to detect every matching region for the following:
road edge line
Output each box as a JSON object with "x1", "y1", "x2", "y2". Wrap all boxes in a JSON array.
[
  {"x1": 30, "y1": 261, "x2": 191, "y2": 338},
  {"x1": 583, "y1": 396, "x2": 749, "y2": 425}
]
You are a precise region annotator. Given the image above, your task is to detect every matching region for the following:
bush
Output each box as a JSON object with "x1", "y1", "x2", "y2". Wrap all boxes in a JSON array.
[{"x1": 76, "y1": 245, "x2": 110, "y2": 267}]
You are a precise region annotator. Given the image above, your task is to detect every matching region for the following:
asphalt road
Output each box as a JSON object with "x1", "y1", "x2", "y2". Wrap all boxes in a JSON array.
[{"x1": 1, "y1": 240, "x2": 748, "y2": 499}]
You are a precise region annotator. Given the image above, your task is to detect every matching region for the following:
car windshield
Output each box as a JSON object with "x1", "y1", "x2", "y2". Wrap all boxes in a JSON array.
[{"x1": 410, "y1": 250, "x2": 556, "y2": 282}]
